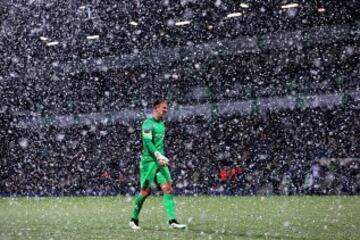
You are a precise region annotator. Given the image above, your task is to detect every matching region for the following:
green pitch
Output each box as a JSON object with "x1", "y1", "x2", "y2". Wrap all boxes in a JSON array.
[{"x1": 0, "y1": 196, "x2": 359, "y2": 240}]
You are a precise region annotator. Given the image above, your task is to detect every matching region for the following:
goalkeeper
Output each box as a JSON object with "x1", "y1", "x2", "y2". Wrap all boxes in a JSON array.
[{"x1": 129, "y1": 99, "x2": 186, "y2": 230}]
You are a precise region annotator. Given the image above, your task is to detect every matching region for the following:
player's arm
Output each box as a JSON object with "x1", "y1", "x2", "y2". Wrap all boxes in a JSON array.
[
  {"x1": 142, "y1": 127, "x2": 157, "y2": 154},
  {"x1": 142, "y1": 124, "x2": 169, "y2": 166}
]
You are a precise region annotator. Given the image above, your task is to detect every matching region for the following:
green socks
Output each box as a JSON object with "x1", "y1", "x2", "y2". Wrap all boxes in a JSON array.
[
  {"x1": 131, "y1": 193, "x2": 176, "y2": 221},
  {"x1": 164, "y1": 194, "x2": 176, "y2": 220},
  {"x1": 131, "y1": 194, "x2": 146, "y2": 220}
]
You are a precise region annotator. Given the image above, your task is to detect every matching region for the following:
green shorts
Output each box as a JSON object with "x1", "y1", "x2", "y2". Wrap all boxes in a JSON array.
[{"x1": 140, "y1": 161, "x2": 172, "y2": 189}]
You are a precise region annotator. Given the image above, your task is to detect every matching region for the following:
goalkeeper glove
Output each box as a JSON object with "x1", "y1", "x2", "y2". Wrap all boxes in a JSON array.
[{"x1": 154, "y1": 151, "x2": 169, "y2": 166}]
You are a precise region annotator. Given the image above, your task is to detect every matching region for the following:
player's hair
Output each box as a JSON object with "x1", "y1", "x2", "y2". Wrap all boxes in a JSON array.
[{"x1": 153, "y1": 99, "x2": 167, "y2": 108}]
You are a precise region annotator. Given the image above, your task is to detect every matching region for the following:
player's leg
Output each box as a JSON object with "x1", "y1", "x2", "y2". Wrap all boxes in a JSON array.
[
  {"x1": 157, "y1": 167, "x2": 186, "y2": 229},
  {"x1": 129, "y1": 162, "x2": 157, "y2": 230},
  {"x1": 130, "y1": 187, "x2": 151, "y2": 229},
  {"x1": 160, "y1": 182, "x2": 176, "y2": 220}
]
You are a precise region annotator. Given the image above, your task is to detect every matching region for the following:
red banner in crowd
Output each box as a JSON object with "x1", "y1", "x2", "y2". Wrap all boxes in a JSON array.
[{"x1": 219, "y1": 166, "x2": 244, "y2": 181}]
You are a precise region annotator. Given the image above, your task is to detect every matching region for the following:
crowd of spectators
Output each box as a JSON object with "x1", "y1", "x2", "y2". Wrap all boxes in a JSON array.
[
  {"x1": 2, "y1": 0, "x2": 360, "y2": 118},
  {"x1": 3, "y1": 44, "x2": 359, "y2": 119},
  {"x1": 1, "y1": 102, "x2": 359, "y2": 196},
  {"x1": 2, "y1": 0, "x2": 358, "y2": 66},
  {"x1": 1, "y1": 0, "x2": 359, "y2": 198}
]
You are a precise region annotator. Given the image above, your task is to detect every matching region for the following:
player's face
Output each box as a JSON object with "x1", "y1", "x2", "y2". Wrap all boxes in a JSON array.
[{"x1": 156, "y1": 102, "x2": 168, "y2": 118}]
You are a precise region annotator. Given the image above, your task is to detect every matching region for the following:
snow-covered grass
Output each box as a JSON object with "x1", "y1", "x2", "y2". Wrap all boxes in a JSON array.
[{"x1": 0, "y1": 195, "x2": 359, "y2": 240}]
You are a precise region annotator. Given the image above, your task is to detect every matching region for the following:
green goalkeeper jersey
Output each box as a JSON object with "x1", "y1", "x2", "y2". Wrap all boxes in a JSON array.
[{"x1": 141, "y1": 117, "x2": 166, "y2": 162}]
